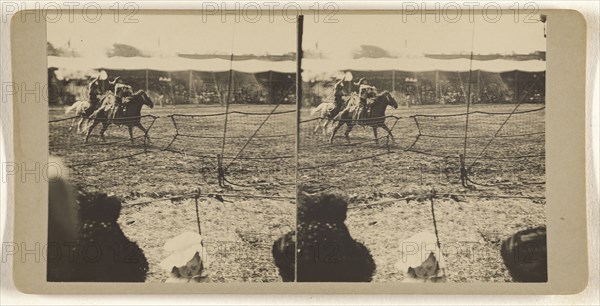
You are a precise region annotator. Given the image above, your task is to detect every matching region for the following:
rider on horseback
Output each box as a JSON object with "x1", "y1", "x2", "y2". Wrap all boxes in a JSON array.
[
  {"x1": 84, "y1": 75, "x2": 102, "y2": 117},
  {"x1": 88, "y1": 75, "x2": 101, "y2": 104},
  {"x1": 332, "y1": 79, "x2": 345, "y2": 115},
  {"x1": 354, "y1": 77, "x2": 377, "y2": 120},
  {"x1": 110, "y1": 76, "x2": 134, "y2": 117},
  {"x1": 89, "y1": 76, "x2": 133, "y2": 119}
]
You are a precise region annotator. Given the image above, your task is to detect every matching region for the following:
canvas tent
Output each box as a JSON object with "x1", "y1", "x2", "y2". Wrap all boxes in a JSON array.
[
  {"x1": 47, "y1": 56, "x2": 295, "y2": 105},
  {"x1": 301, "y1": 58, "x2": 545, "y2": 106}
]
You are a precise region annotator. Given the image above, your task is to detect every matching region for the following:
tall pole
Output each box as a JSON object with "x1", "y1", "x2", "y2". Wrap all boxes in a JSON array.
[
  {"x1": 189, "y1": 70, "x2": 193, "y2": 103},
  {"x1": 221, "y1": 53, "x2": 234, "y2": 156},
  {"x1": 435, "y1": 70, "x2": 439, "y2": 104},
  {"x1": 297, "y1": 15, "x2": 303, "y2": 114},
  {"x1": 296, "y1": 15, "x2": 303, "y2": 283},
  {"x1": 145, "y1": 69, "x2": 149, "y2": 92}
]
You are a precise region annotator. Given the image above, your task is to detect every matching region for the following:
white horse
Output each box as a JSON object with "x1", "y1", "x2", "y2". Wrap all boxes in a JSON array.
[
  {"x1": 311, "y1": 102, "x2": 337, "y2": 135},
  {"x1": 64, "y1": 100, "x2": 96, "y2": 134},
  {"x1": 310, "y1": 95, "x2": 351, "y2": 135}
]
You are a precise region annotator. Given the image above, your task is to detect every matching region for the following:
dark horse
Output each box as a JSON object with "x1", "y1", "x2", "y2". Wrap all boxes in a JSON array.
[
  {"x1": 329, "y1": 91, "x2": 398, "y2": 144},
  {"x1": 84, "y1": 90, "x2": 154, "y2": 144}
]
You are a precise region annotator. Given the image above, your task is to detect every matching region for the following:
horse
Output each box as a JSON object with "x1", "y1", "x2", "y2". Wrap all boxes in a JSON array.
[
  {"x1": 329, "y1": 91, "x2": 398, "y2": 144},
  {"x1": 64, "y1": 100, "x2": 100, "y2": 134},
  {"x1": 310, "y1": 96, "x2": 350, "y2": 135},
  {"x1": 84, "y1": 90, "x2": 154, "y2": 144}
]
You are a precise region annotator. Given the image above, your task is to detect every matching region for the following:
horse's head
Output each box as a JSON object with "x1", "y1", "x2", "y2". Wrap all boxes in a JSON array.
[
  {"x1": 378, "y1": 91, "x2": 398, "y2": 109},
  {"x1": 132, "y1": 90, "x2": 154, "y2": 109}
]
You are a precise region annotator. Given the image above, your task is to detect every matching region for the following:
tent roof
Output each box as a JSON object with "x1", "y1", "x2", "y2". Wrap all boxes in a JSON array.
[
  {"x1": 47, "y1": 56, "x2": 545, "y2": 75},
  {"x1": 47, "y1": 56, "x2": 296, "y2": 74},
  {"x1": 302, "y1": 58, "x2": 545, "y2": 73}
]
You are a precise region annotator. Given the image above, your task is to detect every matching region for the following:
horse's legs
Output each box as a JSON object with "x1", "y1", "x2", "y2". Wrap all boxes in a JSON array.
[
  {"x1": 128, "y1": 126, "x2": 135, "y2": 144},
  {"x1": 77, "y1": 117, "x2": 86, "y2": 134},
  {"x1": 313, "y1": 119, "x2": 321, "y2": 134},
  {"x1": 329, "y1": 121, "x2": 344, "y2": 144},
  {"x1": 84, "y1": 120, "x2": 99, "y2": 143},
  {"x1": 135, "y1": 123, "x2": 150, "y2": 144},
  {"x1": 343, "y1": 123, "x2": 354, "y2": 143},
  {"x1": 380, "y1": 123, "x2": 395, "y2": 143},
  {"x1": 98, "y1": 122, "x2": 109, "y2": 141},
  {"x1": 68, "y1": 117, "x2": 76, "y2": 133},
  {"x1": 322, "y1": 119, "x2": 330, "y2": 135},
  {"x1": 372, "y1": 126, "x2": 379, "y2": 144}
]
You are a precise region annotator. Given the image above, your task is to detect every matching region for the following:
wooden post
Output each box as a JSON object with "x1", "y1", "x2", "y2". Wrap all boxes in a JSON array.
[
  {"x1": 513, "y1": 70, "x2": 519, "y2": 103},
  {"x1": 477, "y1": 70, "x2": 481, "y2": 103},
  {"x1": 297, "y1": 15, "x2": 303, "y2": 185},
  {"x1": 435, "y1": 70, "x2": 439, "y2": 104},
  {"x1": 189, "y1": 70, "x2": 193, "y2": 104},
  {"x1": 145, "y1": 69, "x2": 149, "y2": 92},
  {"x1": 269, "y1": 70, "x2": 273, "y2": 104},
  {"x1": 415, "y1": 72, "x2": 421, "y2": 105},
  {"x1": 297, "y1": 15, "x2": 303, "y2": 109},
  {"x1": 391, "y1": 70, "x2": 395, "y2": 93},
  {"x1": 168, "y1": 71, "x2": 174, "y2": 105},
  {"x1": 212, "y1": 72, "x2": 223, "y2": 105}
]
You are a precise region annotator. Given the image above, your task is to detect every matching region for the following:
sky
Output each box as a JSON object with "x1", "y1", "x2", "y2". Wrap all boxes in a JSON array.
[
  {"x1": 47, "y1": 11, "x2": 297, "y2": 57},
  {"x1": 304, "y1": 13, "x2": 546, "y2": 59},
  {"x1": 47, "y1": 11, "x2": 546, "y2": 59}
]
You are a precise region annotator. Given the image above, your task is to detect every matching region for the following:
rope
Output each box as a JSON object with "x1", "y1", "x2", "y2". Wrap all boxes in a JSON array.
[
  {"x1": 169, "y1": 110, "x2": 295, "y2": 118},
  {"x1": 121, "y1": 191, "x2": 295, "y2": 208},
  {"x1": 417, "y1": 131, "x2": 544, "y2": 139},
  {"x1": 177, "y1": 133, "x2": 294, "y2": 139},
  {"x1": 346, "y1": 192, "x2": 546, "y2": 210},
  {"x1": 411, "y1": 107, "x2": 545, "y2": 118}
]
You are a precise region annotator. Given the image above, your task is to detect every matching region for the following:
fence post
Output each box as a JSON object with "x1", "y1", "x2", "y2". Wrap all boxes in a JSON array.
[
  {"x1": 217, "y1": 154, "x2": 224, "y2": 188},
  {"x1": 194, "y1": 188, "x2": 202, "y2": 236},
  {"x1": 459, "y1": 153, "x2": 468, "y2": 188}
]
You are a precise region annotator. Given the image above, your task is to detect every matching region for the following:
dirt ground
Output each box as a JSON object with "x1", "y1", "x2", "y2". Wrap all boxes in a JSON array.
[
  {"x1": 298, "y1": 103, "x2": 546, "y2": 282},
  {"x1": 50, "y1": 104, "x2": 296, "y2": 283},
  {"x1": 49, "y1": 102, "x2": 546, "y2": 283}
]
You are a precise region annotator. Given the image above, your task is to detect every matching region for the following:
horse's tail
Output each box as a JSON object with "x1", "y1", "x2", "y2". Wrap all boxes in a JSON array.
[{"x1": 64, "y1": 102, "x2": 78, "y2": 114}]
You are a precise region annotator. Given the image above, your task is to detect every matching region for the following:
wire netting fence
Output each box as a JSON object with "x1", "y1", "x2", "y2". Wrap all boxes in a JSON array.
[
  {"x1": 409, "y1": 107, "x2": 545, "y2": 187},
  {"x1": 297, "y1": 105, "x2": 545, "y2": 199},
  {"x1": 164, "y1": 110, "x2": 296, "y2": 187}
]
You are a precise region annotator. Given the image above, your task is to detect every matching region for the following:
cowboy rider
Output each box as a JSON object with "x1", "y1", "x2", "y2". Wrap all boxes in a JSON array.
[
  {"x1": 354, "y1": 77, "x2": 377, "y2": 120},
  {"x1": 89, "y1": 76, "x2": 133, "y2": 119},
  {"x1": 85, "y1": 74, "x2": 102, "y2": 117},
  {"x1": 332, "y1": 79, "x2": 345, "y2": 115},
  {"x1": 110, "y1": 76, "x2": 134, "y2": 116}
]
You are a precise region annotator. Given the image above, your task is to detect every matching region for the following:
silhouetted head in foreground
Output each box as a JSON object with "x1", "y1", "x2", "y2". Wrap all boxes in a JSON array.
[
  {"x1": 47, "y1": 159, "x2": 148, "y2": 282},
  {"x1": 501, "y1": 226, "x2": 547, "y2": 282},
  {"x1": 295, "y1": 188, "x2": 375, "y2": 282}
]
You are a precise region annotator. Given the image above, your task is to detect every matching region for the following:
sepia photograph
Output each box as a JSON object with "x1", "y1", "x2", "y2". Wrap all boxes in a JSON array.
[
  {"x1": 46, "y1": 12, "x2": 296, "y2": 283},
  {"x1": 2, "y1": 1, "x2": 596, "y2": 300},
  {"x1": 297, "y1": 12, "x2": 547, "y2": 283}
]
